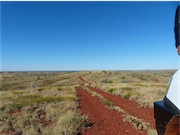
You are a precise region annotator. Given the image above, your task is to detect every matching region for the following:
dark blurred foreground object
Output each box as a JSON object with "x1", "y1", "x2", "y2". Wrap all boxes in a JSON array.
[
  {"x1": 154, "y1": 101, "x2": 179, "y2": 135},
  {"x1": 154, "y1": 69, "x2": 180, "y2": 135},
  {"x1": 175, "y1": 5, "x2": 180, "y2": 55},
  {"x1": 164, "y1": 115, "x2": 180, "y2": 135}
]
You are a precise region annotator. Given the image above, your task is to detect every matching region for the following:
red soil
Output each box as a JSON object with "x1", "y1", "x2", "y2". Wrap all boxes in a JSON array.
[
  {"x1": 76, "y1": 74, "x2": 157, "y2": 134},
  {"x1": 87, "y1": 86, "x2": 155, "y2": 129},
  {"x1": 76, "y1": 86, "x2": 146, "y2": 135}
]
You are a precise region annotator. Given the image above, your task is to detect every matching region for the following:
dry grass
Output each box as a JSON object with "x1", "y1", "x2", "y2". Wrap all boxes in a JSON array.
[
  {"x1": 0, "y1": 71, "x2": 88, "y2": 135},
  {"x1": 0, "y1": 70, "x2": 175, "y2": 134},
  {"x1": 83, "y1": 87, "x2": 125, "y2": 113},
  {"x1": 83, "y1": 70, "x2": 175, "y2": 107},
  {"x1": 100, "y1": 82, "x2": 167, "y2": 107},
  {"x1": 83, "y1": 86, "x2": 156, "y2": 133}
]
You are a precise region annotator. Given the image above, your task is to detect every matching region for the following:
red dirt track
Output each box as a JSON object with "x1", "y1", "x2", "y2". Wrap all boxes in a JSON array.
[
  {"x1": 87, "y1": 86, "x2": 155, "y2": 129},
  {"x1": 76, "y1": 75, "x2": 156, "y2": 135},
  {"x1": 76, "y1": 87, "x2": 146, "y2": 135}
]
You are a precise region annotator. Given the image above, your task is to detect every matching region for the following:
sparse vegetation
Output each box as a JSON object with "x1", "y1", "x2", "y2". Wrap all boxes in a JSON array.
[
  {"x1": 124, "y1": 115, "x2": 150, "y2": 131},
  {"x1": 83, "y1": 70, "x2": 175, "y2": 107},
  {"x1": 101, "y1": 78, "x2": 113, "y2": 83},
  {"x1": 0, "y1": 71, "x2": 88, "y2": 135},
  {"x1": 83, "y1": 87, "x2": 125, "y2": 113},
  {"x1": 0, "y1": 70, "x2": 175, "y2": 134},
  {"x1": 83, "y1": 86, "x2": 155, "y2": 133}
]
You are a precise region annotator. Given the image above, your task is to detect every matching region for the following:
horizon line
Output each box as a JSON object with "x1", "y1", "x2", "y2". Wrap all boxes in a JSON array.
[{"x1": 0, "y1": 69, "x2": 178, "y2": 73}]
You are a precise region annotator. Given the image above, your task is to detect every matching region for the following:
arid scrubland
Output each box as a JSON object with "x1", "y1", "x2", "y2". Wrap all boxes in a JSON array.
[
  {"x1": 0, "y1": 70, "x2": 175, "y2": 134},
  {"x1": 83, "y1": 70, "x2": 176, "y2": 107},
  {"x1": 0, "y1": 72, "x2": 87, "y2": 135}
]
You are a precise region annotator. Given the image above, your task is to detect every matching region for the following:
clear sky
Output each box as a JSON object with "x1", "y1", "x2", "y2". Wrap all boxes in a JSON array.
[{"x1": 1, "y1": 1, "x2": 180, "y2": 71}]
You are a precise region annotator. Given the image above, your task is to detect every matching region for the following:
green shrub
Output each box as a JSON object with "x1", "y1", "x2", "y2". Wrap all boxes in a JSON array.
[
  {"x1": 10, "y1": 95, "x2": 76, "y2": 110},
  {"x1": 121, "y1": 87, "x2": 132, "y2": 91},
  {"x1": 38, "y1": 88, "x2": 45, "y2": 92},
  {"x1": 57, "y1": 88, "x2": 62, "y2": 91},
  {"x1": 107, "y1": 88, "x2": 116, "y2": 93},
  {"x1": 101, "y1": 99, "x2": 114, "y2": 107},
  {"x1": 122, "y1": 80, "x2": 131, "y2": 83},
  {"x1": 123, "y1": 92, "x2": 132, "y2": 99},
  {"x1": 101, "y1": 79, "x2": 113, "y2": 83},
  {"x1": 12, "y1": 91, "x2": 24, "y2": 96}
]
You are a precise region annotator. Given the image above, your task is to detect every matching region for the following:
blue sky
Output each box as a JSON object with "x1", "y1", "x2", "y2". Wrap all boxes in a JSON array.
[{"x1": 1, "y1": 1, "x2": 180, "y2": 71}]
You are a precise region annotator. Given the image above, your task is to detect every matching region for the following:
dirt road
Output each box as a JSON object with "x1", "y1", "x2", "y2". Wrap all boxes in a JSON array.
[
  {"x1": 87, "y1": 86, "x2": 155, "y2": 128},
  {"x1": 76, "y1": 74, "x2": 156, "y2": 134},
  {"x1": 76, "y1": 87, "x2": 146, "y2": 135}
]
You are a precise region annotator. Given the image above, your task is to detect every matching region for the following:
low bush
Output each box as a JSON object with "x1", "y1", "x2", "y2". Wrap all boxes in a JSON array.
[
  {"x1": 121, "y1": 87, "x2": 132, "y2": 91},
  {"x1": 53, "y1": 111, "x2": 87, "y2": 135},
  {"x1": 9, "y1": 95, "x2": 76, "y2": 110},
  {"x1": 124, "y1": 115, "x2": 149, "y2": 131},
  {"x1": 101, "y1": 99, "x2": 114, "y2": 107},
  {"x1": 101, "y1": 79, "x2": 113, "y2": 83},
  {"x1": 123, "y1": 92, "x2": 133, "y2": 99},
  {"x1": 107, "y1": 88, "x2": 116, "y2": 93}
]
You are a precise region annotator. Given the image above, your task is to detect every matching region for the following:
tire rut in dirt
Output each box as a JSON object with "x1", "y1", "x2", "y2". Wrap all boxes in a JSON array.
[
  {"x1": 76, "y1": 86, "x2": 146, "y2": 135},
  {"x1": 87, "y1": 86, "x2": 155, "y2": 129}
]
